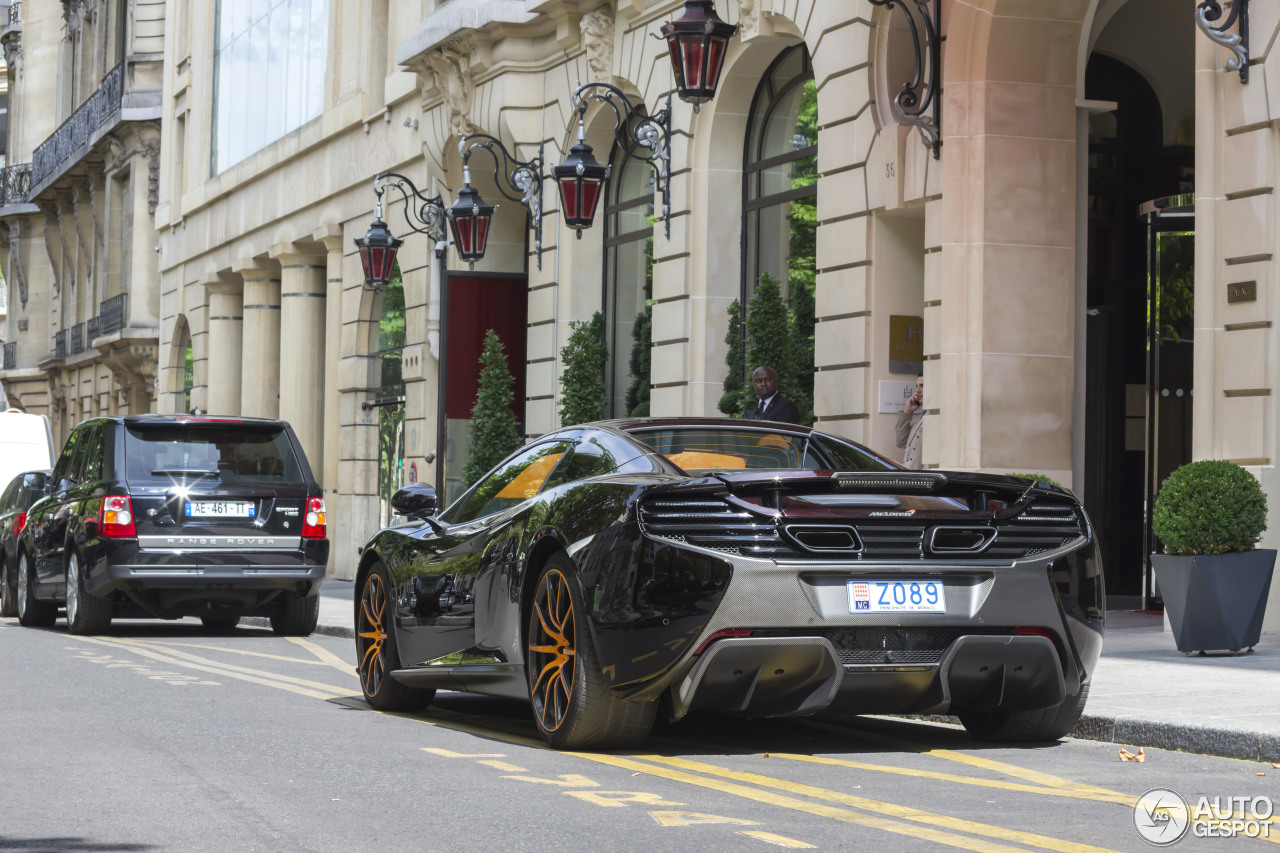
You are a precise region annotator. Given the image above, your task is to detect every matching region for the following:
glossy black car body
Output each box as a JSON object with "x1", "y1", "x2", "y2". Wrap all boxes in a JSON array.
[
  {"x1": 0, "y1": 469, "x2": 51, "y2": 617},
  {"x1": 354, "y1": 418, "x2": 1104, "y2": 749},
  {"x1": 15, "y1": 415, "x2": 329, "y2": 634}
]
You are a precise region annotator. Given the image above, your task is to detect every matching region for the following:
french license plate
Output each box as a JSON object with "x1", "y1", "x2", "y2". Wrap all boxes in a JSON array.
[
  {"x1": 848, "y1": 579, "x2": 945, "y2": 613},
  {"x1": 185, "y1": 501, "x2": 255, "y2": 518}
]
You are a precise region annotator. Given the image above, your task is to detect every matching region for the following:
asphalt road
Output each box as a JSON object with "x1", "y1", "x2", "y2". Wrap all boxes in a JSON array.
[{"x1": 2, "y1": 615, "x2": 1275, "y2": 852}]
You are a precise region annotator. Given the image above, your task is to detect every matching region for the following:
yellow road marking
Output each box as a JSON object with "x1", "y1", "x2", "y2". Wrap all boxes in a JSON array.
[
  {"x1": 565, "y1": 791, "x2": 685, "y2": 808},
  {"x1": 107, "y1": 637, "x2": 354, "y2": 694},
  {"x1": 421, "y1": 748, "x2": 507, "y2": 758},
  {"x1": 286, "y1": 636, "x2": 357, "y2": 677},
  {"x1": 503, "y1": 773, "x2": 599, "y2": 787},
  {"x1": 478, "y1": 760, "x2": 527, "y2": 771},
  {"x1": 639, "y1": 754, "x2": 1120, "y2": 853},
  {"x1": 649, "y1": 811, "x2": 758, "y2": 827},
  {"x1": 146, "y1": 641, "x2": 334, "y2": 666},
  {"x1": 770, "y1": 752, "x2": 1134, "y2": 806},
  {"x1": 816, "y1": 721, "x2": 1117, "y2": 796},
  {"x1": 738, "y1": 830, "x2": 816, "y2": 848}
]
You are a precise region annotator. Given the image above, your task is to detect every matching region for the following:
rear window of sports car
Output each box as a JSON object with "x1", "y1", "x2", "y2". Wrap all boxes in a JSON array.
[
  {"x1": 125, "y1": 425, "x2": 304, "y2": 484},
  {"x1": 627, "y1": 427, "x2": 809, "y2": 471}
]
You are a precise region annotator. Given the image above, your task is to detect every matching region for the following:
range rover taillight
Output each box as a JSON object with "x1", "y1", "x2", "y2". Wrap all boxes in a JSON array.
[
  {"x1": 14, "y1": 512, "x2": 26, "y2": 534},
  {"x1": 100, "y1": 495, "x2": 136, "y2": 538},
  {"x1": 302, "y1": 497, "x2": 326, "y2": 539}
]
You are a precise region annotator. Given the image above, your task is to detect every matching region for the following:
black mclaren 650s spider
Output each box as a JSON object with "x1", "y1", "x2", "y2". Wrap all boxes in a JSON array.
[{"x1": 353, "y1": 418, "x2": 1104, "y2": 749}]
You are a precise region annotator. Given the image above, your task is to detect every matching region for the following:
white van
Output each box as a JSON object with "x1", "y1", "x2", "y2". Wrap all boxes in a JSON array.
[{"x1": 0, "y1": 409, "x2": 56, "y2": 492}]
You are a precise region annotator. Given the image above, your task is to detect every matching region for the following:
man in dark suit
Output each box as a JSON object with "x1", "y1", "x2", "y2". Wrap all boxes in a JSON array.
[{"x1": 744, "y1": 365, "x2": 801, "y2": 424}]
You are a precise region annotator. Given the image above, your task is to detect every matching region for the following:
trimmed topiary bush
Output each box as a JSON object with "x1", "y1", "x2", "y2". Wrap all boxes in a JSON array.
[
  {"x1": 559, "y1": 311, "x2": 608, "y2": 427},
  {"x1": 1005, "y1": 472, "x2": 1063, "y2": 489},
  {"x1": 1152, "y1": 460, "x2": 1268, "y2": 556},
  {"x1": 461, "y1": 330, "x2": 522, "y2": 489}
]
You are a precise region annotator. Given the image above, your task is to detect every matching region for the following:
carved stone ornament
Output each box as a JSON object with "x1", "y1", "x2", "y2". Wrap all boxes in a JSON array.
[
  {"x1": 145, "y1": 140, "x2": 161, "y2": 214},
  {"x1": 2, "y1": 30, "x2": 22, "y2": 77},
  {"x1": 737, "y1": 0, "x2": 758, "y2": 38},
  {"x1": 422, "y1": 38, "x2": 476, "y2": 137},
  {"x1": 581, "y1": 10, "x2": 614, "y2": 81}
]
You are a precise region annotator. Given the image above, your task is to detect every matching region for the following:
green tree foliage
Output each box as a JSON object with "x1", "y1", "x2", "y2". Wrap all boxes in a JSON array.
[
  {"x1": 718, "y1": 299, "x2": 747, "y2": 416},
  {"x1": 626, "y1": 301, "x2": 652, "y2": 417},
  {"x1": 786, "y1": 79, "x2": 819, "y2": 425},
  {"x1": 744, "y1": 273, "x2": 793, "y2": 413},
  {"x1": 1152, "y1": 460, "x2": 1268, "y2": 555},
  {"x1": 461, "y1": 330, "x2": 522, "y2": 488},
  {"x1": 788, "y1": 278, "x2": 815, "y2": 424},
  {"x1": 560, "y1": 311, "x2": 608, "y2": 427},
  {"x1": 376, "y1": 270, "x2": 407, "y2": 514}
]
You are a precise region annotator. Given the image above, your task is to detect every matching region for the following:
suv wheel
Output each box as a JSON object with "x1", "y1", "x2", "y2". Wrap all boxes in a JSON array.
[
  {"x1": 0, "y1": 562, "x2": 16, "y2": 617},
  {"x1": 270, "y1": 592, "x2": 319, "y2": 636},
  {"x1": 16, "y1": 553, "x2": 56, "y2": 627},
  {"x1": 65, "y1": 551, "x2": 112, "y2": 635}
]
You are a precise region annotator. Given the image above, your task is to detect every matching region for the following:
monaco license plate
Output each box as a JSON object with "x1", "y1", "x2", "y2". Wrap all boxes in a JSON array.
[
  {"x1": 848, "y1": 579, "x2": 945, "y2": 613},
  {"x1": 185, "y1": 501, "x2": 255, "y2": 518}
]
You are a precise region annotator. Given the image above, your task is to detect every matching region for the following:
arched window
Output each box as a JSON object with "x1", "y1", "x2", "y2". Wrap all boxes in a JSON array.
[
  {"x1": 373, "y1": 266, "x2": 406, "y2": 526},
  {"x1": 741, "y1": 44, "x2": 818, "y2": 420},
  {"x1": 743, "y1": 45, "x2": 817, "y2": 304},
  {"x1": 603, "y1": 143, "x2": 655, "y2": 418}
]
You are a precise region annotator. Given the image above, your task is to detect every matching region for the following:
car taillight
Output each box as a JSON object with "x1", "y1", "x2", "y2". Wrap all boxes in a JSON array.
[
  {"x1": 695, "y1": 629, "x2": 753, "y2": 655},
  {"x1": 302, "y1": 497, "x2": 326, "y2": 539},
  {"x1": 15, "y1": 512, "x2": 27, "y2": 534},
  {"x1": 100, "y1": 495, "x2": 137, "y2": 538}
]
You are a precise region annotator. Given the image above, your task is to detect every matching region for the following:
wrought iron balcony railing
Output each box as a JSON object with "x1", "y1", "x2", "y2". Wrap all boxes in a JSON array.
[
  {"x1": 31, "y1": 61, "x2": 124, "y2": 189},
  {"x1": 70, "y1": 323, "x2": 84, "y2": 355},
  {"x1": 0, "y1": 164, "x2": 31, "y2": 206},
  {"x1": 86, "y1": 315, "x2": 100, "y2": 343},
  {"x1": 100, "y1": 293, "x2": 127, "y2": 335},
  {"x1": 8, "y1": 2, "x2": 20, "y2": 26},
  {"x1": 54, "y1": 329, "x2": 68, "y2": 359},
  {"x1": 2, "y1": 341, "x2": 15, "y2": 370}
]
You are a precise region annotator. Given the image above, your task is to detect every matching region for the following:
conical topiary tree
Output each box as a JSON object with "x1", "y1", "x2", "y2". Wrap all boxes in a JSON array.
[
  {"x1": 461, "y1": 330, "x2": 522, "y2": 488},
  {"x1": 744, "y1": 273, "x2": 793, "y2": 414},
  {"x1": 788, "y1": 277, "x2": 815, "y2": 425},
  {"x1": 719, "y1": 298, "x2": 747, "y2": 416},
  {"x1": 560, "y1": 311, "x2": 608, "y2": 426}
]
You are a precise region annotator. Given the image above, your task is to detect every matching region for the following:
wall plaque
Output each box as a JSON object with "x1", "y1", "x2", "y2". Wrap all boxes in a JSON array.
[
  {"x1": 889, "y1": 314, "x2": 924, "y2": 374},
  {"x1": 1227, "y1": 281, "x2": 1257, "y2": 304}
]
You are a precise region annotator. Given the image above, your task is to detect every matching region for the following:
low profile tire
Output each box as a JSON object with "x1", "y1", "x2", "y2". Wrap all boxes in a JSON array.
[
  {"x1": 357, "y1": 564, "x2": 434, "y2": 711},
  {"x1": 270, "y1": 592, "x2": 319, "y2": 636},
  {"x1": 201, "y1": 616, "x2": 241, "y2": 631},
  {"x1": 16, "y1": 553, "x2": 56, "y2": 628},
  {"x1": 526, "y1": 552, "x2": 656, "y2": 750},
  {"x1": 958, "y1": 684, "x2": 1091, "y2": 743},
  {"x1": 1, "y1": 562, "x2": 16, "y2": 617},
  {"x1": 66, "y1": 550, "x2": 112, "y2": 635}
]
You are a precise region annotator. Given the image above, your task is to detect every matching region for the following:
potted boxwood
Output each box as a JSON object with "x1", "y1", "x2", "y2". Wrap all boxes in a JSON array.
[{"x1": 1151, "y1": 460, "x2": 1274, "y2": 654}]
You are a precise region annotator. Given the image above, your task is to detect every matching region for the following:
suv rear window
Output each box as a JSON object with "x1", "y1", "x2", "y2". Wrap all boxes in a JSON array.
[{"x1": 125, "y1": 425, "x2": 303, "y2": 484}]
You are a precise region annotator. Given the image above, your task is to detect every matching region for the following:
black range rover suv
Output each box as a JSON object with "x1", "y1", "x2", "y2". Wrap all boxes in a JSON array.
[{"x1": 15, "y1": 415, "x2": 329, "y2": 635}]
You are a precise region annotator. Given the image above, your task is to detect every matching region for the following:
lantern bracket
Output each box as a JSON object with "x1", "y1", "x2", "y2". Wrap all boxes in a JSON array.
[
  {"x1": 373, "y1": 172, "x2": 447, "y2": 241},
  {"x1": 457, "y1": 134, "x2": 546, "y2": 269},
  {"x1": 570, "y1": 82, "x2": 673, "y2": 239},
  {"x1": 1196, "y1": 0, "x2": 1249, "y2": 83},
  {"x1": 867, "y1": 0, "x2": 943, "y2": 159}
]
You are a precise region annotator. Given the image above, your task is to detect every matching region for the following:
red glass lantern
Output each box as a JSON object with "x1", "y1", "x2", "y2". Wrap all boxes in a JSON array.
[
  {"x1": 354, "y1": 218, "x2": 403, "y2": 291},
  {"x1": 660, "y1": 0, "x2": 738, "y2": 110},
  {"x1": 447, "y1": 166, "x2": 497, "y2": 265},
  {"x1": 553, "y1": 121, "x2": 611, "y2": 236}
]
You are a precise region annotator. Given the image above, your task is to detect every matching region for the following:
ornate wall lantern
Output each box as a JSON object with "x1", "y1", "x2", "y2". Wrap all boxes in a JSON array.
[
  {"x1": 868, "y1": 0, "x2": 942, "y2": 159},
  {"x1": 659, "y1": 0, "x2": 738, "y2": 110},
  {"x1": 1196, "y1": 0, "x2": 1249, "y2": 83},
  {"x1": 355, "y1": 173, "x2": 445, "y2": 291},
  {"x1": 454, "y1": 134, "x2": 545, "y2": 269},
  {"x1": 553, "y1": 83, "x2": 672, "y2": 238}
]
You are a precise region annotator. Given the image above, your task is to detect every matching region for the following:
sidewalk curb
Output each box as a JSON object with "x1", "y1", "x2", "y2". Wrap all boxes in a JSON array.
[
  {"x1": 242, "y1": 616, "x2": 355, "y2": 640},
  {"x1": 1071, "y1": 714, "x2": 1280, "y2": 764}
]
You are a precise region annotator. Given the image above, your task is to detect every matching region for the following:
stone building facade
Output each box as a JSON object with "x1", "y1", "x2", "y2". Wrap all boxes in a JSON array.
[
  {"x1": 5, "y1": 0, "x2": 1278, "y2": 628},
  {"x1": 0, "y1": 0, "x2": 165, "y2": 431}
]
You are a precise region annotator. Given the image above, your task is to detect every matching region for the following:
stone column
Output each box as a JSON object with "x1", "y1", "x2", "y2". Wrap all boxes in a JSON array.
[
  {"x1": 203, "y1": 276, "x2": 243, "y2": 415},
  {"x1": 314, "y1": 225, "x2": 344, "y2": 494},
  {"x1": 270, "y1": 243, "x2": 327, "y2": 478},
  {"x1": 236, "y1": 259, "x2": 282, "y2": 418}
]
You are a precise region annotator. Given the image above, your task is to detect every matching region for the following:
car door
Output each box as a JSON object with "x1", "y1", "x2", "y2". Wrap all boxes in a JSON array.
[
  {"x1": 392, "y1": 440, "x2": 573, "y2": 668},
  {"x1": 32, "y1": 426, "x2": 85, "y2": 587}
]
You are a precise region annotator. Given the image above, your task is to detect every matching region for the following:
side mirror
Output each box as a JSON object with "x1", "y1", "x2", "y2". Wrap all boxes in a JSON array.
[{"x1": 391, "y1": 483, "x2": 438, "y2": 519}]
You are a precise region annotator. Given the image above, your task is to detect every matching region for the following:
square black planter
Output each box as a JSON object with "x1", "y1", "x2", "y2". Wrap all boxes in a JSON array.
[{"x1": 1151, "y1": 550, "x2": 1276, "y2": 654}]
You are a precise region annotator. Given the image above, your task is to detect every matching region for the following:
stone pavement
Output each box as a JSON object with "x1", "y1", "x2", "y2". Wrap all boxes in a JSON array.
[{"x1": 269, "y1": 580, "x2": 1280, "y2": 762}]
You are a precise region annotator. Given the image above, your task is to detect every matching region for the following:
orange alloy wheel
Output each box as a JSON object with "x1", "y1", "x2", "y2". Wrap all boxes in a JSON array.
[
  {"x1": 358, "y1": 572, "x2": 391, "y2": 698},
  {"x1": 528, "y1": 568, "x2": 577, "y2": 732}
]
